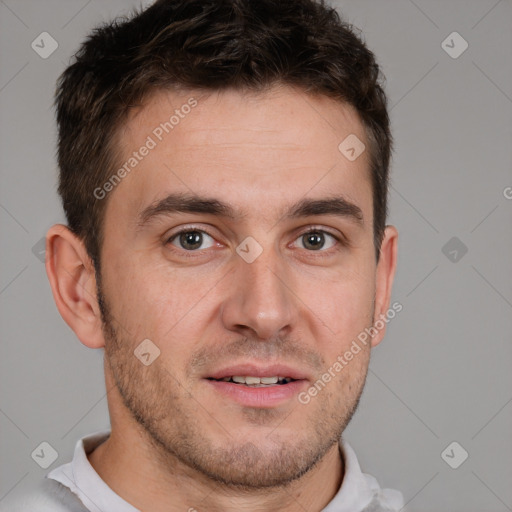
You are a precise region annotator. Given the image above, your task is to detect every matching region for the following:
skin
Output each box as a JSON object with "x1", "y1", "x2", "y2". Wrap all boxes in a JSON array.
[{"x1": 46, "y1": 85, "x2": 397, "y2": 512}]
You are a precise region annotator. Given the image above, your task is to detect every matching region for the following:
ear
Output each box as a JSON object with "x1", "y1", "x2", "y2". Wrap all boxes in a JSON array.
[
  {"x1": 45, "y1": 224, "x2": 105, "y2": 349},
  {"x1": 371, "y1": 225, "x2": 398, "y2": 347}
]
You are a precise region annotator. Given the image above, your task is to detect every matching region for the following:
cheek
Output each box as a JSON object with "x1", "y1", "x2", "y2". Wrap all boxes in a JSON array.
[
  {"x1": 304, "y1": 264, "x2": 376, "y2": 346},
  {"x1": 102, "y1": 257, "x2": 176, "y2": 336},
  {"x1": 105, "y1": 256, "x2": 219, "y2": 354}
]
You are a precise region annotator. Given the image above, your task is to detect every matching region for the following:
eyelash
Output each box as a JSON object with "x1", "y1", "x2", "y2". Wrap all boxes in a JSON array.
[{"x1": 165, "y1": 225, "x2": 345, "y2": 257}]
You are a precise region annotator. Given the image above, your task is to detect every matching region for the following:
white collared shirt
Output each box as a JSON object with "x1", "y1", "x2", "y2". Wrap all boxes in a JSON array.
[{"x1": 1, "y1": 430, "x2": 403, "y2": 512}]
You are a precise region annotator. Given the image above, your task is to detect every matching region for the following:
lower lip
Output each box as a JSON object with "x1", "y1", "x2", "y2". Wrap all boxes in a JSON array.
[{"x1": 206, "y1": 379, "x2": 307, "y2": 408}]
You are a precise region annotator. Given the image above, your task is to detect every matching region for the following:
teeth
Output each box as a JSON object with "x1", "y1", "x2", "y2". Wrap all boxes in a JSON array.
[{"x1": 228, "y1": 376, "x2": 291, "y2": 385}]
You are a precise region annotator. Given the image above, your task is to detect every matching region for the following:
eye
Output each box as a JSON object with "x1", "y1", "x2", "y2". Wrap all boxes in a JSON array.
[
  {"x1": 168, "y1": 229, "x2": 216, "y2": 251},
  {"x1": 294, "y1": 229, "x2": 339, "y2": 251}
]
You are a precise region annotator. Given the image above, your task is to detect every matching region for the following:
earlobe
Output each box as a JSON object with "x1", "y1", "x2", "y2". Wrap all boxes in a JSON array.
[
  {"x1": 371, "y1": 225, "x2": 398, "y2": 348},
  {"x1": 45, "y1": 224, "x2": 105, "y2": 349}
]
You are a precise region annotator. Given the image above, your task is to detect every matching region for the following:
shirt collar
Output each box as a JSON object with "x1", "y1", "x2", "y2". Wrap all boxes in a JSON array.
[
  {"x1": 322, "y1": 439, "x2": 375, "y2": 511},
  {"x1": 47, "y1": 430, "x2": 139, "y2": 512}
]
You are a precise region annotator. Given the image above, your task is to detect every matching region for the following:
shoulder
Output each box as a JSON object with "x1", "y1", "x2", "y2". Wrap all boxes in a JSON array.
[{"x1": 0, "y1": 476, "x2": 89, "y2": 512}]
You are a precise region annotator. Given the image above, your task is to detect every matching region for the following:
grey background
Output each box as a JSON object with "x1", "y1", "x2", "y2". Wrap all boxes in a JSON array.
[{"x1": 1, "y1": 1, "x2": 511, "y2": 511}]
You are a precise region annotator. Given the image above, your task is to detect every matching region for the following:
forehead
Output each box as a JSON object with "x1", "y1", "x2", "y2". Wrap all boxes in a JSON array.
[
  {"x1": 123, "y1": 86, "x2": 365, "y2": 151},
  {"x1": 107, "y1": 86, "x2": 372, "y2": 227}
]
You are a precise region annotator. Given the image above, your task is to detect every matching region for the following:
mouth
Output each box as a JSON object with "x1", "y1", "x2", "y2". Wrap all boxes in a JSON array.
[
  {"x1": 204, "y1": 364, "x2": 309, "y2": 407},
  {"x1": 207, "y1": 375, "x2": 296, "y2": 387}
]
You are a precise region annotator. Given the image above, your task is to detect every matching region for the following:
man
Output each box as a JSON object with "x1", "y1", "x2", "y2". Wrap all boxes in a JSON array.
[{"x1": 3, "y1": 0, "x2": 403, "y2": 510}]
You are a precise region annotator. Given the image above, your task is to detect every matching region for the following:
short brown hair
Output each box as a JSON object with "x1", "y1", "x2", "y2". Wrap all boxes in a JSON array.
[{"x1": 55, "y1": 0, "x2": 391, "y2": 270}]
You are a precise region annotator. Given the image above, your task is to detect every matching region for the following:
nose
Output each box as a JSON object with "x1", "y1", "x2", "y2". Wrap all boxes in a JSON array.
[{"x1": 220, "y1": 248, "x2": 296, "y2": 341}]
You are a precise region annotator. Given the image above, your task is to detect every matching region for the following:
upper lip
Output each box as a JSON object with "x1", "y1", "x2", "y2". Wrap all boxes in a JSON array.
[{"x1": 206, "y1": 363, "x2": 309, "y2": 381}]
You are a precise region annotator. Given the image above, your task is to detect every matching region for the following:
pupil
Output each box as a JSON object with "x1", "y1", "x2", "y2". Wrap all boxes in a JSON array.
[
  {"x1": 304, "y1": 232, "x2": 324, "y2": 250},
  {"x1": 180, "y1": 231, "x2": 202, "y2": 250}
]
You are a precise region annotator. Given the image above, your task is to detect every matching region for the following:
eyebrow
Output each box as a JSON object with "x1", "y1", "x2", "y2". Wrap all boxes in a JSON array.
[
  {"x1": 286, "y1": 197, "x2": 363, "y2": 224},
  {"x1": 137, "y1": 193, "x2": 364, "y2": 229}
]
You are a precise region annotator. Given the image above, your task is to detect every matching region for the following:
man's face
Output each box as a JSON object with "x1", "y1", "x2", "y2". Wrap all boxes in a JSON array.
[{"x1": 98, "y1": 86, "x2": 379, "y2": 488}]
